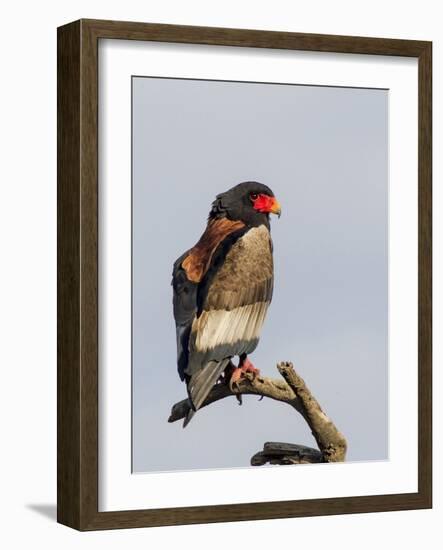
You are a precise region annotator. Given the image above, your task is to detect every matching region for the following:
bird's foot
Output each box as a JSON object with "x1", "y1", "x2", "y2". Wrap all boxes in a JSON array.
[
  {"x1": 229, "y1": 357, "x2": 260, "y2": 391},
  {"x1": 229, "y1": 367, "x2": 244, "y2": 391}
]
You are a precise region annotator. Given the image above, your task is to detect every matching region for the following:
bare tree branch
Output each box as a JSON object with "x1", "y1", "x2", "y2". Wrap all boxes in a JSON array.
[
  {"x1": 168, "y1": 371, "x2": 302, "y2": 423},
  {"x1": 168, "y1": 361, "x2": 347, "y2": 464},
  {"x1": 277, "y1": 362, "x2": 347, "y2": 462}
]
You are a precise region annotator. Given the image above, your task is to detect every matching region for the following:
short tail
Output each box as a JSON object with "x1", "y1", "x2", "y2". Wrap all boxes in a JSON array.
[{"x1": 183, "y1": 359, "x2": 230, "y2": 428}]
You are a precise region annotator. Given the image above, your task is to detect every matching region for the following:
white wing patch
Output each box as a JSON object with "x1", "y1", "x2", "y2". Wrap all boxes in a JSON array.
[{"x1": 191, "y1": 301, "x2": 270, "y2": 352}]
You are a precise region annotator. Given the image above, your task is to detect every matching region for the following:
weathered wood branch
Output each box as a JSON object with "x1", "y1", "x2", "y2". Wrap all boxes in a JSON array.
[
  {"x1": 168, "y1": 370, "x2": 303, "y2": 422},
  {"x1": 168, "y1": 361, "x2": 347, "y2": 464},
  {"x1": 277, "y1": 362, "x2": 347, "y2": 462}
]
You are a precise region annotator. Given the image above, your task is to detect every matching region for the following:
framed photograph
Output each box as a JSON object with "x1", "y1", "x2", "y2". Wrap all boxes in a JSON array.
[{"x1": 57, "y1": 19, "x2": 432, "y2": 530}]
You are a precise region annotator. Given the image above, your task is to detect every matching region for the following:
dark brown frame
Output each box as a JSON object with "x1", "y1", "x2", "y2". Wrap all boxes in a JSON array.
[{"x1": 57, "y1": 18, "x2": 432, "y2": 531}]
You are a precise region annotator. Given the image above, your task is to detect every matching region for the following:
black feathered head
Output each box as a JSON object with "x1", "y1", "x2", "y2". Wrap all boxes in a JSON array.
[{"x1": 209, "y1": 181, "x2": 281, "y2": 227}]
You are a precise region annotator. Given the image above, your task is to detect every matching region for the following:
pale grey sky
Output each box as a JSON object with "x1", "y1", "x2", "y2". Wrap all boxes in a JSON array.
[{"x1": 132, "y1": 76, "x2": 388, "y2": 473}]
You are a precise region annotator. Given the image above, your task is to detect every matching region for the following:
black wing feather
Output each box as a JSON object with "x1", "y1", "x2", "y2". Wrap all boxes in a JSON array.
[{"x1": 171, "y1": 252, "x2": 198, "y2": 381}]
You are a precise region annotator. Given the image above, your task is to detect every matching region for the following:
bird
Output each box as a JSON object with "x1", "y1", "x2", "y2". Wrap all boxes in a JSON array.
[{"x1": 171, "y1": 181, "x2": 281, "y2": 427}]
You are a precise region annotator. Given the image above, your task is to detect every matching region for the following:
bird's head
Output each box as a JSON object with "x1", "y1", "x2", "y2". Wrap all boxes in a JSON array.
[{"x1": 209, "y1": 181, "x2": 281, "y2": 227}]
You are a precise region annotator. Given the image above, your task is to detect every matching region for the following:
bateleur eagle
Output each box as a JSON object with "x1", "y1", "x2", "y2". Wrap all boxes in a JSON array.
[{"x1": 172, "y1": 181, "x2": 281, "y2": 426}]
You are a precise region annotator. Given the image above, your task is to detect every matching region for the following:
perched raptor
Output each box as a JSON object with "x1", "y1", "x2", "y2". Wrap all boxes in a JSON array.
[{"x1": 172, "y1": 181, "x2": 281, "y2": 426}]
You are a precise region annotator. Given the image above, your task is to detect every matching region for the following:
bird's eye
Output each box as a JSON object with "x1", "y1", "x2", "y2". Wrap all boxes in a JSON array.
[{"x1": 250, "y1": 192, "x2": 258, "y2": 201}]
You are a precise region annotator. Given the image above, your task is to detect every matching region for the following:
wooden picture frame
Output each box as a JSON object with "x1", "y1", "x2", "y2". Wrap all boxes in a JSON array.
[{"x1": 57, "y1": 18, "x2": 432, "y2": 530}]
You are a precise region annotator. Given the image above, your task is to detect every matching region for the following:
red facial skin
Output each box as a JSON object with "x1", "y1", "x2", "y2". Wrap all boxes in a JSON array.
[{"x1": 252, "y1": 193, "x2": 281, "y2": 215}]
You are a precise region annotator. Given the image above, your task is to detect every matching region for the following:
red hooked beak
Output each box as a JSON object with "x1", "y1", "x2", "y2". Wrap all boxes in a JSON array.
[{"x1": 252, "y1": 194, "x2": 282, "y2": 218}]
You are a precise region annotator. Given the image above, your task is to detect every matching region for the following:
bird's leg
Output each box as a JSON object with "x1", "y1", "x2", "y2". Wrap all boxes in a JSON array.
[
  {"x1": 221, "y1": 359, "x2": 240, "y2": 383},
  {"x1": 220, "y1": 361, "x2": 242, "y2": 403},
  {"x1": 220, "y1": 360, "x2": 236, "y2": 383}
]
